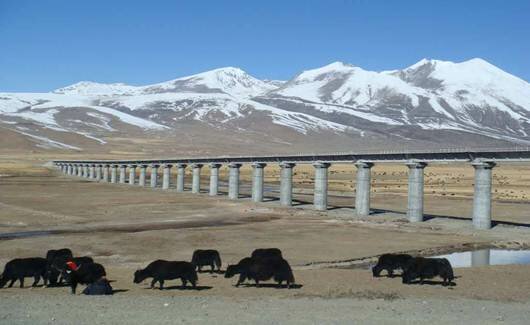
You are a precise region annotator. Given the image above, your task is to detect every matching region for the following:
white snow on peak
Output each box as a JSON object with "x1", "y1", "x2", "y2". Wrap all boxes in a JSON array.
[
  {"x1": 402, "y1": 58, "x2": 530, "y2": 111},
  {"x1": 142, "y1": 67, "x2": 276, "y2": 98},
  {"x1": 403, "y1": 58, "x2": 447, "y2": 70},
  {"x1": 292, "y1": 61, "x2": 356, "y2": 81},
  {"x1": 277, "y1": 61, "x2": 422, "y2": 106},
  {"x1": 54, "y1": 81, "x2": 139, "y2": 96}
]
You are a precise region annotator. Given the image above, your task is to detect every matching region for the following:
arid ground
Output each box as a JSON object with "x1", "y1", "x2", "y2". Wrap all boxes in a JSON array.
[{"x1": 1, "y1": 156, "x2": 530, "y2": 324}]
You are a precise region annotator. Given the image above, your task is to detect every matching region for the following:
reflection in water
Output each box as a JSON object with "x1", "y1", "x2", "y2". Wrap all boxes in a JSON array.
[
  {"x1": 471, "y1": 249, "x2": 490, "y2": 267},
  {"x1": 434, "y1": 249, "x2": 530, "y2": 268}
]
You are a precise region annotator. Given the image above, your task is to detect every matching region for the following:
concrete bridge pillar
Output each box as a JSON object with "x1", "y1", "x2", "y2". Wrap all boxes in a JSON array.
[
  {"x1": 67, "y1": 164, "x2": 72, "y2": 175},
  {"x1": 150, "y1": 164, "x2": 159, "y2": 188},
  {"x1": 355, "y1": 161, "x2": 374, "y2": 216},
  {"x1": 110, "y1": 165, "x2": 118, "y2": 183},
  {"x1": 176, "y1": 164, "x2": 187, "y2": 192},
  {"x1": 128, "y1": 165, "x2": 137, "y2": 185},
  {"x1": 313, "y1": 162, "x2": 331, "y2": 211},
  {"x1": 89, "y1": 164, "x2": 95, "y2": 179},
  {"x1": 472, "y1": 160, "x2": 496, "y2": 230},
  {"x1": 95, "y1": 164, "x2": 102, "y2": 181},
  {"x1": 471, "y1": 249, "x2": 490, "y2": 266},
  {"x1": 77, "y1": 164, "x2": 83, "y2": 177},
  {"x1": 162, "y1": 164, "x2": 173, "y2": 190},
  {"x1": 192, "y1": 164, "x2": 203, "y2": 194},
  {"x1": 84, "y1": 164, "x2": 90, "y2": 178},
  {"x1": 119, "y1": 165, "x2": 127, "y2": 184},
  {"x1": 102, "y1": 165, "x2": 110, "y2": 182},
  {"x1": 280, "y1": 162, "x2": 296, "y2": 206},
  {"x1": 209, "y1": 163, "x2": 222, "y2": 196},
  {"x1": 228, "y1": 163, "x2": 242, "y2": 200},
  {"x1": 139, "y1": 165, "x2": 147, "y2": 186},
  {"x1": 59, "y1": 164, "x2": 64, "y2": 173},
  {"x1": 252, "y1": 163, "x2": 267, "y2": 202},
  {"x1": 406, "y1": 161, "x2": 428, "y2": 222}
]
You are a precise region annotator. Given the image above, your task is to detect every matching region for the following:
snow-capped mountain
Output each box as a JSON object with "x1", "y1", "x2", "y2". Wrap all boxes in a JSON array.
[
  {"x1": 257, "y1": 58, "x2": 530, "y2": 142},
  {"x1": 1, "y1": 58, "x2": 529, "y2": 154}
]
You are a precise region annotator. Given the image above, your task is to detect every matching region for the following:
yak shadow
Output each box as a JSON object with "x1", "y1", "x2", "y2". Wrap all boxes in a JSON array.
[
  {"x1": 196, "y1": 269, "x2": 225, "y2": 275},
  {"x1": 404, "y1": 279, "x2": 457, "y2": 287},
  {"x1": 44, "y1": 283, "x2": 69, "y2": 288},
  {"x1": 374, "y1": 273, "x2": 404, "y2": 278},
  {"x1": 162, "y1": 285, "x2": 212, "y2": 291},
  {"x1": 237, "y1": 283, "x2": 303, "y2": 289},
  {"x1": 111, "y1": 289, "x2": 129, "y2": 294},
  {"x1": 141, "y1": 285, "x2": 212, "y2": 291}
]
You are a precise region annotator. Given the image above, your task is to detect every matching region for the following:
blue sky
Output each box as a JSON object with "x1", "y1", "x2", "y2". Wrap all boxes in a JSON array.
[{"x1": 1, "y1": 0, "x2": 529, "y2": 92}]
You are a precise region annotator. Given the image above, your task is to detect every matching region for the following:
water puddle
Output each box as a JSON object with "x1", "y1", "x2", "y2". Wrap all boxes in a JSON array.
[
  {"x1": 0, "y1": 230, "x2": 56, "y2": 240},
  {"x1": 433, "y1": 249, "x2": 530, "y2": 268}
]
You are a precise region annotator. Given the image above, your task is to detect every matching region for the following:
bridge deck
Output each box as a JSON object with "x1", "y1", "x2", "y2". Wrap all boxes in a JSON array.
[{"x1": 54, "y1": 147, "x2": 530, "y2": 164}]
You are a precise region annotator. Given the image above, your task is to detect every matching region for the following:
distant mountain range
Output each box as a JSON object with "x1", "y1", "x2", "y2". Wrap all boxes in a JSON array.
[{"x1": 1, "y1": 58, "x2": 529, "y2": 155}]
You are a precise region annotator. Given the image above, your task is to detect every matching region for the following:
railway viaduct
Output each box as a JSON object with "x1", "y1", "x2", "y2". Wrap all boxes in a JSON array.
[{"x1": 54, "y1": 148, "x2": 530, "y2": 230}]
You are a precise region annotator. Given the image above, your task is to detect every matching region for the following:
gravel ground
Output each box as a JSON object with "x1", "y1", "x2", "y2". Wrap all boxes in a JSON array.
[
  {"x1": 2, "y1": 173, "x2": 530, "y2": 324},
  {"x1": 1, "y1": 292, "x2": 529, "y2": 325}
]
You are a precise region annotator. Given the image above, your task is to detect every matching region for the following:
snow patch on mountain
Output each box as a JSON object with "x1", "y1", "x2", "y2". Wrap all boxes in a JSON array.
[
  {"x1": 54, "y1": 81, "x2": 139, "y2": 96},
  {"x1": 141, "y1": 67, "x2": 276, "y2": 98},
  {"x1": 0, "y1": 92, "x2": 167, "y2": 130},
  {"x1": 13, "y1": 129, "x2": 82, "y2": 150}
]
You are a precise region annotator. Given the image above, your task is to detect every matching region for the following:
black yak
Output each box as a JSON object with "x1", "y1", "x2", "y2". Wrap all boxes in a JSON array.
[
  {"x1": 372, "y1": 254, "x2": 413, "y2": 277},
  {"x1": 224, "y1": 257, "x2": 254, "y2": 286},
  {"x1": 46, "y1": 248, "x2": 73, "y2": 262},
  {"x1": 251, "y1": 248, "x2": 283, "y2": 260},
  {"x1": 0, "y1": 258, "x2": 48, "y2": 288},
  {"x1": 225, "y1": 256, "x2": 295, "y2": 288},
  {"x1": 64, "y1": 261, "x2": 106, "y2": 294},
  {"x1": 47, "y1": 256, "x2": 94, "y2": 286},
  {"x1": 133, "y1": 260, "x2": 197, "y2": 290},
  {"x1": 45, "y1": 248, "x2": 73, "y2": 286},
  {"x1": 191, "y1": 249, "x2": 222, "y2": 273},
  {"x1": 402, "y1": 257, "x2": 455, "y2": 286}
]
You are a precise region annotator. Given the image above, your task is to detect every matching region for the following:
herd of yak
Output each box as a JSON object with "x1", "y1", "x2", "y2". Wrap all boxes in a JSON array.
[{"x1": 0, "y1": 248, "x2": 455, "y2": 295}]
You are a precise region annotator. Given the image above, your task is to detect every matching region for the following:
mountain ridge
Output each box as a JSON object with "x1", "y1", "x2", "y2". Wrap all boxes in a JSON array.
[{"x1": 2, "y1": 58, "x2": 530, "y2": 155}]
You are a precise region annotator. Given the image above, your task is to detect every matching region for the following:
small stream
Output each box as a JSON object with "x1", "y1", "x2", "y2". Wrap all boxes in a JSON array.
[{"x1": 433, "y1": 249, "x2": 530, "y2": 268}]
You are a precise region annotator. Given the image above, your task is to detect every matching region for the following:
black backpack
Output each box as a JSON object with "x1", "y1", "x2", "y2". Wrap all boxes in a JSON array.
[{"x1": 82, "y1": 278, "x2": 113, "y2": 295}]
